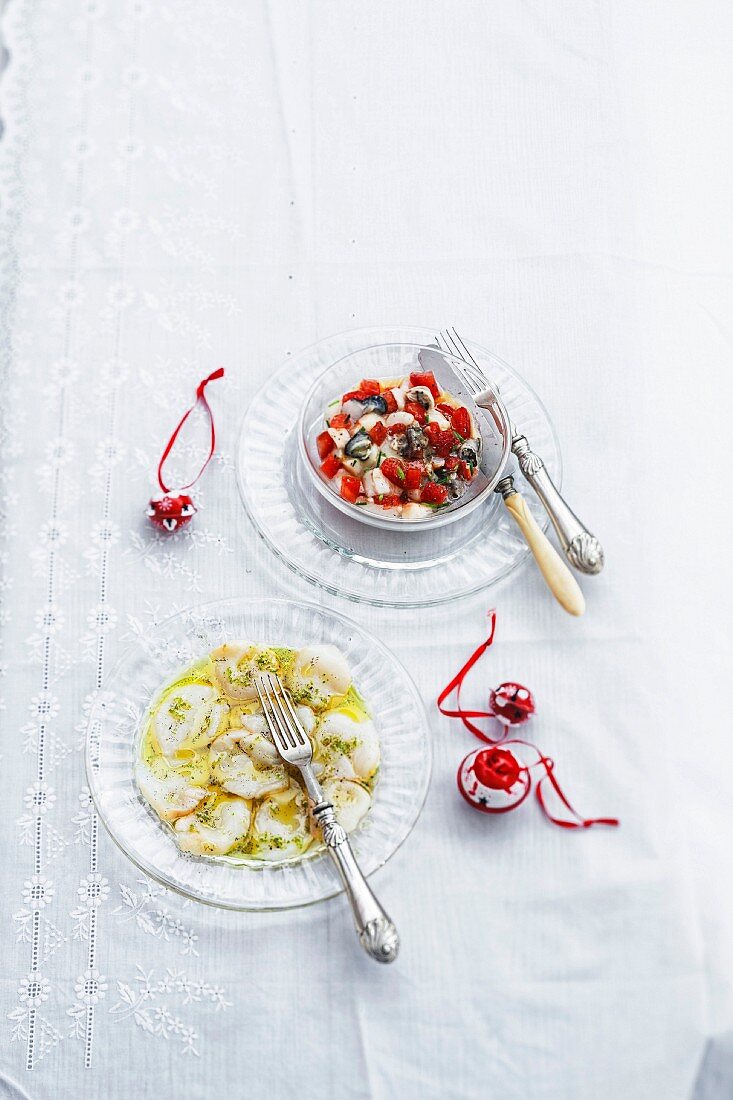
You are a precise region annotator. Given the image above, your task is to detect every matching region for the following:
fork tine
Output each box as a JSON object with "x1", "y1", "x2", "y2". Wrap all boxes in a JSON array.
[
  {"x1": 436, "y1": 330, "x2": 479, "y2": 396},
  {"x1": 441, "y1": 327, "x2": 464, "y2": 363},
  {"x1": 461, "y1": 360, "x2": 490, "y2": 392},
  {"x1": 260, "y1": 673, "x2": 298, "y2": 749},
  {"x1": 449, "y1": 327, "x2": 482, "y2": 371},
  {"x1": 273, "y1": 674, "x2": 308, "y2": 745},
  {"x1": 255, "y1": 675, "x2": 292, "y2": 752}
]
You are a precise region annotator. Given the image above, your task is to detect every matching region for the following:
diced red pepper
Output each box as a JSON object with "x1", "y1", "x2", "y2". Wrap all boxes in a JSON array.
[
  {"x1": 458, "y1": 460, "x2": 474, "y2": 480},
  {"x1": 381, "y1": 458, "x2": 406, "y2": 486},
  {"x1": 404, "y1": 463, "x2": 424, "y2": 490},
  {"x1": 387, "y1": 422, "x2": 408, "y2": 436},
  {"x1": 341, "y1": 390, "x2": 365, "y2": 405},
  {"x1": 436, "y1": 402, "x2": 455, "y2": 418},
  {"x1": 377, "y1": 493, "x2": 403, "y2": 508},
  {"x1": 404, "y1": 400, "x2": 427, "y2": 425},
  {"x1": 450, "y1": 405, "x2": 471, "y2": 439},
  {"x1": 382, "y1": 390, "x2": 398, "y2": 413},
  {"x1": 329, "y1": 412, "x2": 350, "y2": 429},
  {"x1": 317, "y1": 431, "x2": 335, "y2": 460},
  {"x1": 409, "y1": 370, "x2": 440, "y2": 400},
  {"x1": 340, "y1": 474, "x2": 362, "y2": 503},
  {"x1": 320, "y1": 453, "x2": 341, "y2": 479},
  {"x1": 367, "y1": 421, "x2": 387, "y2": 445},
  {"x1": 420, "y1": 481, "x2": 449, "y2": 505},
  {"x1": 423, "y1": 422, "x2": 441, "y2": 446},
  {"x1": 444, "y1": 455, "x2": 459, "y2": 471},
  {"x1": 433, "y1": 429, "x2": 457, "y2": 458},
  {"x1": 360, "y1": 379, "x2": 381, "y2": 396}
]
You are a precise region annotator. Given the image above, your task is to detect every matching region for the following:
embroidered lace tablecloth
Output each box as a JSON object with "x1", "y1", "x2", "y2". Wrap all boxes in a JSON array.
[{"x1": 1, "y1": 2, "x2": 731, "y2": 1098}]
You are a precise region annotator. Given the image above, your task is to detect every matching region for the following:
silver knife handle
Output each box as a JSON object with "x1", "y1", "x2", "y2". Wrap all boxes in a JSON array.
[
  {"x1": 512, "y1": 434, "x2": 604, "y2": 575},
  {"x1": 313, "y1": 800, "x2": 399, "y2": 964}
]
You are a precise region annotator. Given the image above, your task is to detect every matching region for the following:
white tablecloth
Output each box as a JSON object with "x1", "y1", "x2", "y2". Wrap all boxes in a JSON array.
[{"x1": 1, "y1": 2, "x2": 731, "y2": 1098}]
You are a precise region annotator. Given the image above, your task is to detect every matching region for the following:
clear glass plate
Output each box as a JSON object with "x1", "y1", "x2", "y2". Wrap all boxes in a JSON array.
[
  {"x1": 237, "y1": 326, "x2": 561, "y2": 608},
  {"x1": 87, "y1": 597, "x2": 432, "y2": 911}
]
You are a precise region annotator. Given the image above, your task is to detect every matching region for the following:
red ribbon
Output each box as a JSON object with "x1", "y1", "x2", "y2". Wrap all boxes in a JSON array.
[
  {"x1": 438, "y1": 611, "x2": 619, "y2": 830},
  {"x1": 157, "y1": 368, "x2": 225, "y2": 494},
  {"x1": 437, "y1": 611, "x2": 505, "y2": 743}
]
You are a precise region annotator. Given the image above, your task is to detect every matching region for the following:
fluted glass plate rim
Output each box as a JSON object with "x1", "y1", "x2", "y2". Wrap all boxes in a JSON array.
[{"x1": 86, "y1": 596, "x2": 433, "y2": 912}]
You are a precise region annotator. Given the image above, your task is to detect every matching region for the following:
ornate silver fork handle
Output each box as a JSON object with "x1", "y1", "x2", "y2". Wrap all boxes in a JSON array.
[
  {"x1": 255, "y1": 672, "x2": 399, "y2": 965},
  {"x1": 511, "y1": 434, "x2": 604, "y2": 575},
  {"x1": 312, "y1": 798, "x2": 399, "y2": 964}
]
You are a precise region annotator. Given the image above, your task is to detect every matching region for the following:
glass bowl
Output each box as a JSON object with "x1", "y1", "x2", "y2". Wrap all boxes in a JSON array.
[
  {"x1": 86, "y1": 597, "x2": 432, "y2": 911},
  {"x1": 298, "y1": 342, "x2": 512, "y2": 532}
]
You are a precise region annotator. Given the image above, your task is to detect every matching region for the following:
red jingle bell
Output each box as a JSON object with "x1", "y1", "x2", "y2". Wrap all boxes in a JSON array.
[
  {"x1": 489, "y1": 682, "x2": 535, "y2": 726},
  {"x1": 457, "y1": 745, "x2": 531, "y2": 814},
  {"x1": 146, "y1": 491, "x2": 197, "y2": 533}
]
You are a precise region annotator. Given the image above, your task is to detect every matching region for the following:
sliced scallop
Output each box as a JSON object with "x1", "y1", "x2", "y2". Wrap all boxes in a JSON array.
[
  {"x1": 295, "y1": 705, "x2": 317, "y2": 736},
  {"x1": 210, "y1": 643, "x2": 261, "y2": 701},
  {"x1": 286, "y1": 645, "x2": 352, "y2": 709},
  {"x1": 209, "y1": 731, "x2": 288, "y2": 799},
  {"x1": 135, "y1": 762, "x2": 206, "y2": 822},
  {"x1": 153, "y1": 683, "x2": 228, "y2": 756},
  {"x1": 401, "y1": 502, "x2": 433, "y2": 521},
  {"x1": 322, "y1": 778, "x2": 372, "y2": 834},
  {"x1": 316, "y1": 712, "x2": 380, "y2": 780},
  {"x1": 252, "y1": 784, "x2": 313, "y2": 861},
  {"x1": 174, "y1": 797, "x2": 250, "y2": 856}
]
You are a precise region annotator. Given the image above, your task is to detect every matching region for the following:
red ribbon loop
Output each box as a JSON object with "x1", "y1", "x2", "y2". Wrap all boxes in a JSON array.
[
  {"x1": 157, "y1": 368, "x2": 225, "y2": 494},
  {"x1": 437, "y1": 611, "x2": 505, "y2": 743}
]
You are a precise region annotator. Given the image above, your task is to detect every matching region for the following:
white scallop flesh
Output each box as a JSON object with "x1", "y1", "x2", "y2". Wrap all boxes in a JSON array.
[
  {"x1": 327, "y1": 426, "x2": 351, "y2": 449},
  {"x1": 323, "y1": 752, "x2": 357, "y2": 780},
  {"x1": 385, "y1": 410, "x2": 415, "y2": 429},
  {"x1": 317, "y1": 712, "x2": 380, "y2": 780},
  {"x1": 174, "y1": 797, "x2": 250, "y2": 857},
  {"x1": 210, "y1": 643, "x2": 259, "y2": 701},
  {"x1": 253, "y1": 785, "x2": 312, "y2": 861},
  {"x1": 286, "y1": 645, "x2": 351, "y2": 708},
  {"x1": 238, "y1": 728, "x2": 281, "y2": 768},
  {"x1": 135, "y1": 762, "x2": 206, "y2": 821},
  {"x1": 402, "y1": 502, "x2": 433, "y2": 521},
  {"x1": 357, "y1": 411, "x2": 383, "y2": 432},
  {"x1": 391, "y1": 386, "x2": 406, "y2": 410},
  {"x1": 431, "y1": 408, "x2": 451, "y2": 430},
  {"x1": 322, "y1": 778, "x2": 372, "y2": 834},
  {"x1": 295, "y1": 705, "x2": 317, "y2": 736},
  {"x1": 209, "y1": 732, "x2": 288, "y2": 799},
  {"x1": 153, "y1": 683, "x2": 228, "y2": 756},
  {"x1": 341, "y1": 455, "x2": 360, "y2": 473},
  {"x1": 211, "y1": 644, "x2": 280, "y2": 702},
  {"x1": 370, "y1": 467, "x2": 392, "y2": 496},
  {"x1": 240, "y1": 712, "x2": 267, "y2": 736}
]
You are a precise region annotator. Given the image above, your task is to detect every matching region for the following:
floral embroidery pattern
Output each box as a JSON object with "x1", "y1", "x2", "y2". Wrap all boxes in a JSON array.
[
  {"x1": 4, "y1": 0, "x2": 250, "y2": 1077},
  {"x1": 112, "y1": 879, "x2": 201, "y2": 957},
  {"x1": 108, "y1": 966, "x2": 230, "y2": 1057}
]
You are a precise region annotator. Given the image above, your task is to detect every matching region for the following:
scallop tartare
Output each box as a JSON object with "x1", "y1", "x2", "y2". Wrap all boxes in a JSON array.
[{"x1": 316, "y1": 368, "x2": 482, "y2": 521}]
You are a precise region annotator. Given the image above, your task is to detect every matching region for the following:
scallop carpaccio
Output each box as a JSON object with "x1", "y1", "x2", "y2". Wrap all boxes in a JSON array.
[{"x1": 135, "y1": 643, "x2": 379, "y2": 863}]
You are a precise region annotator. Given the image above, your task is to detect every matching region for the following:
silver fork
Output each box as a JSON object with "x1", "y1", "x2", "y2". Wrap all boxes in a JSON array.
[
  {"x1": 436, "y1": 328, "x2": 604, "y2": 576},
  {"x1": 254, "y1": 672, "x2": 399, "y2": 964}
]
